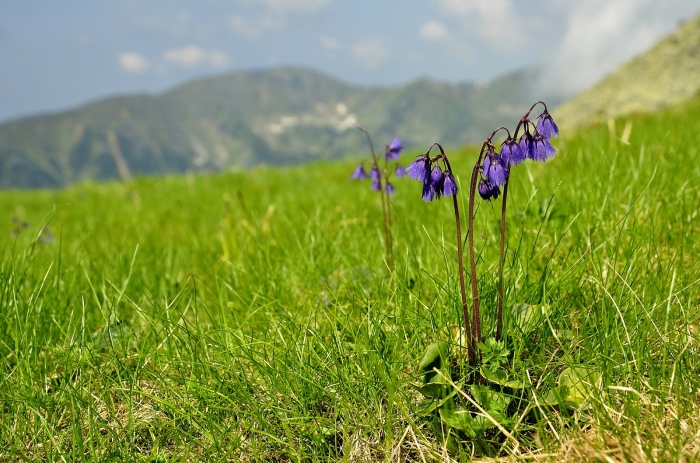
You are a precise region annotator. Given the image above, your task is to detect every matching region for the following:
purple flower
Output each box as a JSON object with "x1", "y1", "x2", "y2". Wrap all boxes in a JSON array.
[
  {"x1": 478, "y1": 179, "x2": 500, "y2": 201},
  {"x1": 482, "y1": 153, "x2": 509, "y2": 187},
  {"x1": 422, "y1": 181, "x2": 436, "y2": 202},
  {"x1": 500, "y1": 138, "x2": 525, "y2": 166},
  {"x1": 421, "y1": 166, "x2": 444, "y2": 201},
  {"x1": 385, "y1": 182, "x2": 396, "y2": 195},
  {"x1": 430, "y1": 166, "x2": 444, "y2": 199},
  {"x1": 352, "y1": 165, "x2": 367, "y2": 180},
  {"x1": 370, "y1": 165, "x2": 380, "y2": 182},
  {"x1": 536, "y1": 112, "x2": 559, "y2": 139},
  {"x1": 530, "y1": 133, "x2": 556, "y2": 162},
  {"x1": 395, "y1": 164, "x2": 406, "y2": 178},
  {"x1": 405, "y1": 155, "x2": 431, "y2": 183},
  {"x1": 518, "y1": 131, "x2": 535, "y2": 160},
  {"x1": 442, "y1": 172, "x2": 458, "y2": 197},
  {"x1": 385, "y1": 138, "x2": 403, "y2": 162},
  {"x1": 371, "y1": 180, "x2": 381, "y2": 192}
]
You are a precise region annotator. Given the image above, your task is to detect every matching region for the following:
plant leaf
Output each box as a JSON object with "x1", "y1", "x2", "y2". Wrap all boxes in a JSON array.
[
  {"x1": 418, "y1": 341, "x2": 447, "y2": 383},
  {"x1": 481, "y1": 367, "x2": 525, "y2": 389},
  {"x1": 557, "y1": 367, "x2": 602, "y2": 407}
]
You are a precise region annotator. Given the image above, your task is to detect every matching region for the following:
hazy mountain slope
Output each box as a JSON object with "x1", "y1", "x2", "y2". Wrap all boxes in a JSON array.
[
  {"x1": 0, "y1": 67, "x2": 548, "y2": 189},
  {"x1": 554, "y1": 12, "x2": 700, "y2": 129}
]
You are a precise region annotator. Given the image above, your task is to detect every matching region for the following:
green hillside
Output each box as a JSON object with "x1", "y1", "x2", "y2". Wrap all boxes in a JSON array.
[
  {"x1": 554, "y1": 12, "x2": 700, "y2": 129},
  {"x1": 2, "y1": 91, "x2": 699, "y2": 460},
  {"x1": 0, "y1": 67, "x2": 547, "y2": 189}
]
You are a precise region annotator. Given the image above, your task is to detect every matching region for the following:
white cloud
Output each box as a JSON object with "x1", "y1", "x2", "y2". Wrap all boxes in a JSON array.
[
  {"x1": 352, "y1": 39, "x2": 390, "y2": 69},
  {"x1": 163, "y1": 45, "x2": 228, "y2": 68},
  {"x1": 119, "y1": 52, "x2": 149, "y2": 73},
  {"x1": 540, "y1": 0, "x2": 699, "y2": 96},
  {"x1": 437, "y1": 0, "x2": 526, "y2": 52},
  {"x1": 320, "y1": 36, "x2": 339, "y2": 50},
  {"x1": 420, "y1": 20, "x2": 449, "y2": 41}
]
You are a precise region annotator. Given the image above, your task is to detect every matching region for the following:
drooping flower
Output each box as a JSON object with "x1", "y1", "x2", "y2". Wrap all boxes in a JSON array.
[
  {"x1": 422, "y1": 181, "x2": 436, "y2": 202},
  {"x1": 518, "y1": 131, "x2": 535, "y2": 160},
  {"x1": 385, "y1": 138, "x2": 403, "y2": 162},
  {"x1": 405, "y1": 155, "x2": 431, "y2": 183},
  {"x1": 478, "y1": 179, "x2": 500, "y2": 201},
  {"x1": 482, "y1": 153, "x2": 509, "y2": 187},
  {"x1": 370, "y1": 165, "x2": 380, "y2": 182},
  {"x1": 430, "y1": 166, "x2": 444, "y2": 200},
  {"x1": 385, "y1": 182, "x2": 396, "y2": 195},
  {"x1": 371, "y1": 179, "x2": 381, "y2": 192},
  {"x1": 442, "y1": 172, "x2": 458, "y2": 197},
  {"x1": 535, "y1": 112, "x2": 559, "y2": 139},
  {"x1": 395, "y1": 164, "x2": 406, "y2": 178},
  {"x1": 500, "y1": 138, "x2": 525, "y2": 166},
  {"x1": 352, "y1": 165, "x2": 367, "y2": 180},
  {"x1": 530, "y1": 133, "x2": 556, "y2": 162}
]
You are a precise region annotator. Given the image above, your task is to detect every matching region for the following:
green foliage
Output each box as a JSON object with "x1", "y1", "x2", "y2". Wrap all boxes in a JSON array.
[{"x1": 1, "y1": 94, "x2": 700, "y2": 460}]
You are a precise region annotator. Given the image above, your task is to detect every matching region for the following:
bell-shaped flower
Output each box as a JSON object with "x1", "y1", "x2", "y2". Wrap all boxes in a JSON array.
[
  {"x1": 478, "y1": 179, "x2": 500, "y2": 201},
  {"x1": 385, "y1": 138, "x2": 403, "y2": 162},
  {"x1": 442, "y1": 172, "x2": 458, "y2": 197},
  {"x1": 536, "y1": 112, "x2": 559, "y2": 139},
  {"x1": 352, "y1": 165, "x2": 367, "y2": 180},
  {"x1": 405, "y1": 155, "x2": 431, "y2": 183},
  {"x1": 482, "y1": 153, "x2": 509, "y2": 187}
]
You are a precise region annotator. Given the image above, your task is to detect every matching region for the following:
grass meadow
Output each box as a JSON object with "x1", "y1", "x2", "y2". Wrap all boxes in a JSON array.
[{"x1": 2, "y1": 96, "x2": 700, "y2": 462}]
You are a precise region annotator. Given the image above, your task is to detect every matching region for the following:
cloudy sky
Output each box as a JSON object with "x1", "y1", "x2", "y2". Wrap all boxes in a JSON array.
[{"x1": 0, "y1": 0, "x2": 698, "y2": 123}]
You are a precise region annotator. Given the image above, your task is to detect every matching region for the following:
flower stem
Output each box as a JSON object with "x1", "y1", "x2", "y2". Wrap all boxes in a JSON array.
[
  {"x1": 496, "y1": 177, "x2": 509, "y2": 341},
  {"x1": 452, "y1": 193, "x2": 476, "y2": 369},
  {"x1": 430, "y1": 143, "x2": 476, "y2": 369},
  {"x1": 467, "y1": 161, "x2": 482, "y2": 346},
  {"x1": 357, "y1": 125, "x2": 394, "y2": 272}
]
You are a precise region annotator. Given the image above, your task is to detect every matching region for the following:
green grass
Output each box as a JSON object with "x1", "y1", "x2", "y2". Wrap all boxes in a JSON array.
[{"x1": 2, "y1": 96, "x2": 700, "y2": 462}]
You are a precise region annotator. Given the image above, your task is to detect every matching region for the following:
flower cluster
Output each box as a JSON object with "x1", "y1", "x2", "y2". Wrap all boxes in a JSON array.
[
  {"x1": 478, "y1": 110, "x2": 559, "y2": 201},
  {"x1": 405, "y1": 154, "x2": 458, "y2": 202},
  {"x1": 351, "y1": 137, "x2": 404, "y2": 195}
]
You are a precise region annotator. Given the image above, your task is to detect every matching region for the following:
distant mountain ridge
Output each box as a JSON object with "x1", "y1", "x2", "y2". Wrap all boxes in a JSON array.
[
  {"x1": 0, "y1": 66, "x2": 548, "y2": 189},
  {"x1": 554, "y1": 12, "x2": 700, "y2": 129}
]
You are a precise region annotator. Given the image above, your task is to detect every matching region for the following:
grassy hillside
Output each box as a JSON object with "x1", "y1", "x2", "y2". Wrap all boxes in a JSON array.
[
  {"x1": 0, "y1": 67, "x2": 547, "y2": 190},
  {"x1": 1, "y1": 95, "x2": 700, "y2": 460},
  {"x1": 554, "y1": 12, "x2": 700, "y2": 129}
]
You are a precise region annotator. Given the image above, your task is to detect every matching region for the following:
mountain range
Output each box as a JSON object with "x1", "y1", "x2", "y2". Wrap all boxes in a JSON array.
[{"x1": 0, "y1": 67, "x2": 549, "y2": 189}]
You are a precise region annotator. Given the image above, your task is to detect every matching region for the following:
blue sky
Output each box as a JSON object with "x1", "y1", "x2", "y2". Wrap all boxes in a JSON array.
[{"x1": 0, "y1": 0, "x2": 698, "y2": 123}]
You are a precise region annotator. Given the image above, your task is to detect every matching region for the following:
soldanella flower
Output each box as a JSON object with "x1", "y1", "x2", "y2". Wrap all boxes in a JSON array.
[
  {"x1": 535, "y1": 112, "x2": 559, "y2": 139},
  {"x1": 482, "y1": 152, "x2": 509, "y2": 187},
  {"x1": 430, "y1": 166, "x2": 444, "y2": 199},
  {"x1": 422, "y1": 180, "x2": 436, "y2": 202},
  {"x1": 406, "y1": 155, "x2": 431, "y2": 183},
  {"x1": 478, "y1": 179, "x2": 500, "y2": 201},
  {"x1": 500, "y1": 138, "x2": 525, "y2": 166},
  {"x1": 530, "y1": 133, "x2": 556, "y2": 162},
  {"x1": 349, "y1": 127, "x2": 405, "y2": 272},
  {"x1": 352, "y1": 165, "x2": 367, "y2": 180},
  {"x1": 518, "y1": 131, "x2": 535, "y2": 161},
  {"x1": 395, "y1": 164, "x2": 406, "y2": 178},
  {"x1": 385, "y1": 138, "x2": 403, "y2": 162},
  {"x1": 442, "y1": 172, "x2": 458, "y2": 197}
]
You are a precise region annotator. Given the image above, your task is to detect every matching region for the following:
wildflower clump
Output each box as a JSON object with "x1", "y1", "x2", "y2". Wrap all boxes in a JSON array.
[
  {"x1": 350, "y1": 127, "x2": 405, "y2": 271},
  {"x1": 405, "y1": 101, "x2": 559, "y2": 370},
  {"x1": 409, "y1": 102, "x2": 569, "y2": 456}
]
